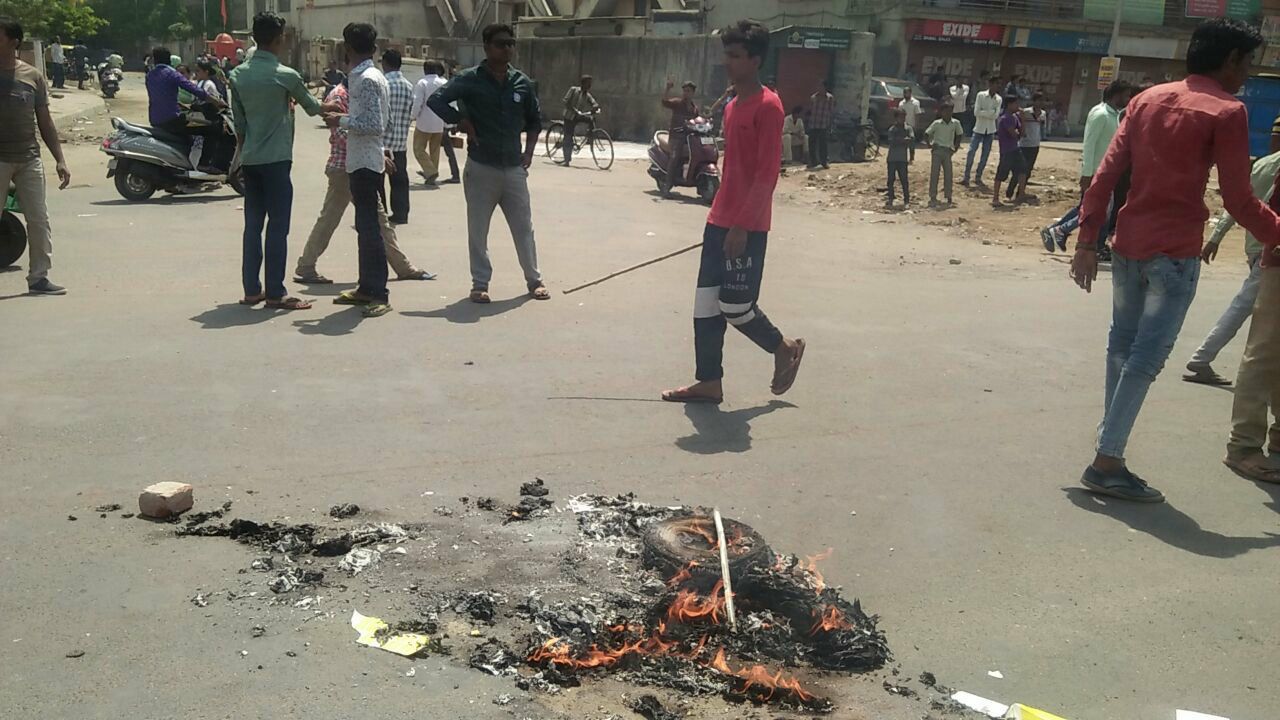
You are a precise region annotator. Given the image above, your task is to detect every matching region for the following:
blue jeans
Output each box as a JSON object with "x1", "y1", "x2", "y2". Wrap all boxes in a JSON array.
[
  {"x1": 963, "y1": 132, "x2": 993, "y2": 183},
  {"x1": 1097, "y1": 253, "x2": 1201, "y2": 458},
  {"x1": 241, "y1": 161, "x2": 293, "y2": 299}
]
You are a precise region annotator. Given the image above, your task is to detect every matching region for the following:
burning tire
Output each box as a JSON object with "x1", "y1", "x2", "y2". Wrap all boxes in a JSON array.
[{"x1": 642, "y1": 515, "x2": 771, "y2": 585}]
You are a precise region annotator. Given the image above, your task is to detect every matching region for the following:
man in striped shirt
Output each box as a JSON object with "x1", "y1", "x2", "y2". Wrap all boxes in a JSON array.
[{"x1": 382, "y1": 49, "x2": 414, "y2": 225}]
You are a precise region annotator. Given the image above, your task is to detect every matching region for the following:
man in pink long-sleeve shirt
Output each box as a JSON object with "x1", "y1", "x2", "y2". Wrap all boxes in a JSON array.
[
  {"x1": 661, "y1": 20, "x2": 805, "y2": 405},
  {"x1": 1070, "y1": 18, "x2": 1280, "y2": 502}
]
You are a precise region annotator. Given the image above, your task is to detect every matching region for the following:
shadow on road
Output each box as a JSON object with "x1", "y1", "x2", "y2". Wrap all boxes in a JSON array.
[
  {"x1": 675, "y1": 400, "x2": 796, "y2": 455},
  {"x1": 190, "y1": 303, "x2": 287, "y2": 329},
  {"x1": 401, "y1": 295, "x2": 530, "y2": 324},
  {"x1": 90, "y1": 194, "x2": 240, "y2": 207},
  {"x1": 642, "y1": 189, "x2": 707, "y2": 206},
  {"x1": 1063, "y1": 487, "x2": 1280, "y2": 558},
  {"x1": 296, "y1": 281, "x2": 357, "y2": 297},
  {"x1": 292, "y1": 308, "x2": 363, "y2": 336}
]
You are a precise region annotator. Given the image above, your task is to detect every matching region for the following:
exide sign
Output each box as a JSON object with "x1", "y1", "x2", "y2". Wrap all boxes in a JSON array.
[{"x1": 913, "y1": 19, "x2": 1005, "y2": 46}]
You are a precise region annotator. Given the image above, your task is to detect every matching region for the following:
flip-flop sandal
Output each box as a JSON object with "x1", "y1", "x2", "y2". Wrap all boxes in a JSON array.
[
  {"x1": 771, "y1": 339, "x2": 807, "y2": 396},
  {"x1": 334, "y1": 290, "x2": 372, "y2": 305},
  {"x1": 362, "y1": 302, "x2": 393, "y2": 318},
  {"x1": 1223, "y1": 456, "x2": 1280, "y2": 484},
  {"x1": 294, "y1": 274, "x2": 334, "y2": 284},
  {"x1": 662, "y1": 387, "x2": 723, "y2": 404},
  {"x1": 265, "y1": 296, "x2": 313, "y2": 310},
  {"x1": 530, "y1": 286, "x2": 551, "y2": 300},
  {"x1": 470, "y1": 290, "x2": 491, "y2": 304},
  {"x1": 239, "y1": 293, "x2": 266, "y2": 306},
  {"x1": 1183, "y1": 369, "x2": 1232, "y2": 386}
]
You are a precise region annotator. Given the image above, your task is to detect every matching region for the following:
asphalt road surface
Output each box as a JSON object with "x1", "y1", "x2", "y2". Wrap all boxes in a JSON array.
[{"x1": 0, "y1": 80, "x2": 1274, "y2": 720}]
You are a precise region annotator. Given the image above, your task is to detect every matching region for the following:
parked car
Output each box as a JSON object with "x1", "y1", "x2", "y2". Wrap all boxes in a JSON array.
[{"x1": 867, "y1": 77, "x2": 938, "y2": 137}]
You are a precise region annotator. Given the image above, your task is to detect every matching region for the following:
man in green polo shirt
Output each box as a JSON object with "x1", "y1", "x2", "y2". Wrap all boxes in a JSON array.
[
  {"x1": 427, "y1": 23, "x2": 549, "y2": 304},
  {"x1": 228, "y1": 11, "x2": 339, "y2": 310}
]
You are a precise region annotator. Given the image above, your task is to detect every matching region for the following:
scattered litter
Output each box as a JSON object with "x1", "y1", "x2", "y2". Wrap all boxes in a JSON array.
[
  {"x1": 951, "y1": 690, "x2": 1009, "y2": 717},
  {"x1": 239, "y1": 650, "x2": 248, "y2": 657},
  {"x1": 190, "y1": 593, "x2": 209, "y2": 607},
  {"x1": 849, "y1": 510, "x2": 856, "y2": 516},
  {"x1": 493, "y1": 693, "x2": 513, "y2": 705},
  {"x1": 67, "y1": 515, "x2": 77, "y2": 521},
  {"x1": 338, "y1": 548, "x2": 381, "y2": 575},
  {"x1": 405, "y1": 667, "x2": 417, "y2": 677},
  {"x1": 268, "y1": 567, "x2": 323, "y2": 593},
  {"x1": 882, "y1": 679, "x2": 917, "y2": 698},
  {"x1": 94, "y1": 503, "x2": 122, "y2": 513},
  {"x1": 630, "y1": 694, "x2": 683, "y2": 720},
  {"x1": 328, "y1": 503, "x2": 360, "y2": 519},
  {"x1": 645, "y1": 231, "x2": 655, "y2": 237},
  {"x1": 950, "y1": 258, "x2": 963, "y2": 265},
  {"x1": 250, "y1": 557, "x2": 274, "y2": 572},
  {"x1": 454, "y1": 591, "x2": 505, "y2": 623},
  {"x1": 250, "y1": 625, "x2": 266, "y2": 638},
  {"x1": 350, "y1": 610, "x2": 432, "y2": 657},
  {"x1": 469, "y1": 639, "x2": 518, "y2": 676},
  {"x1": 65, "y1": 649, "x2": 85, "y2": 658},
  {"x1": 519, "y1": 478, "x2": 550, "y2": 497},
  {"x1": 988, "y1": 670, "x2": 1004, "y2": 679},
  {"x1": 433, "y1": 506, "x2": 454, "y2": 517},
  {"x1": 1176, "y1": 712, "x2": 1230, "y2": 720},
  {"x1": 76, "y1": 213, "x2": 98, "y2": 218}
]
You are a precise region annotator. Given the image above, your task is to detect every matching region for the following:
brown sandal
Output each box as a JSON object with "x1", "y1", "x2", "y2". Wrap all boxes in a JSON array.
[
  {"x1": 265, "y1": 296, "x2": 313, "y2": 311},
  {"x1": 470, "y1": 290, "x2": 491, "y2": 304},
  {"x1": 530, "y1": 285, "x2": 551, "y2": 300},
  {"x1": 239, "y1": 293, "x2": 266, "y2": 306},
  {"x1": 1223, "y1": 455, "x2": 1280, "y2": 484},
  {"x1": 771, "y1": 339, "x2": 806, "y2": 396}
]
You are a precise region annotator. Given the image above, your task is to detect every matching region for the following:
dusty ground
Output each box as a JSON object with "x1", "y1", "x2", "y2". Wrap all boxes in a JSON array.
[
  {"x1": 0, "y1": 78, "x2": 1273, "y2": 720},
  {"x1": 776, "y1": 145, "x2": 1243, "y2": 258}
]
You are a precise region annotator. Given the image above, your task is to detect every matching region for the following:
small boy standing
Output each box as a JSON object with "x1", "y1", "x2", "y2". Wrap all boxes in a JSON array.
[
  {"x1": 885, "y1": 108, "x2": 913, "y2": 209},
  {"x1": 925, "y1": 101, "x2": 962, "y2": 208},
  {"x1": 992, "y1": 95, "x2": 1025, "y2": 208}
]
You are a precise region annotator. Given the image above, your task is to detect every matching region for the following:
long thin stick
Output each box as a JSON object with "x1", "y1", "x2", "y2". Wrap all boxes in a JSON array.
[
  {"x1": 712, "y1": 508, "x2": 738, "y2": 633},
  {"x1": 562, "y1": 242, "x2": 700, "y2": 295}
]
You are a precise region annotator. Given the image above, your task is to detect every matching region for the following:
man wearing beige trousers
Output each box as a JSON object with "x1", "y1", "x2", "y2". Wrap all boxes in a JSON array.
[
  {"x1": 410, "y1": 60, "x2": 448, "y2": 184},
  {"x1": 1225, "y1": 243, "x2": 1280, "y2": 483},
  {"x1": 294, "y1": 82, "x2": 433, "y2": 284}
]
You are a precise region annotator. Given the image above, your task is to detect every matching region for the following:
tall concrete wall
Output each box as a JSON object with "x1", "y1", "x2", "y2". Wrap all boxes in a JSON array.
[
  {"x1": 517, "y1": 35, "x2": 724, "y2": 142},
  {"x1": 286, "y1": 0, "x2": 433, "y2": 40}
]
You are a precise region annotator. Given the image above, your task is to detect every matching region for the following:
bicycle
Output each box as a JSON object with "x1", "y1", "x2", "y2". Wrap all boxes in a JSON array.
[{"x1": 544, "y1": 114, "x2": 614, "y2": 170}]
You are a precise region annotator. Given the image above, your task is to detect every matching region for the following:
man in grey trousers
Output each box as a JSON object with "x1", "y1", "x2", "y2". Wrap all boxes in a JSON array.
[
  {"x1": 427, "y1": 22, "x2": 549, "y2": 304},
  {"x1": 1184, "y1": 150, "x2": 1280, "y2": 386}
]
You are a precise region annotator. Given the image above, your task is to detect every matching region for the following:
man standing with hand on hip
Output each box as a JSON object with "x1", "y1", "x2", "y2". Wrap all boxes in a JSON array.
[
  {"x1": 661, "y1": 19, "x2": 805, "y2": 405},
  {"x1": 324, "y1": 23, "x2": 394, "y2": 318},
  {"x1": 427, "y1": 23, "x2": 549, "y2": 304},
  {"x1": 0, "y1": 17, "x2": 70, "y2": 295}
]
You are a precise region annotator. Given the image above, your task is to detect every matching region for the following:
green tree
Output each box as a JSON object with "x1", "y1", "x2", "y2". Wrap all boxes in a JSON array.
[{"x1": 0, "y1": 0, "x2": 107, "y2": 39}]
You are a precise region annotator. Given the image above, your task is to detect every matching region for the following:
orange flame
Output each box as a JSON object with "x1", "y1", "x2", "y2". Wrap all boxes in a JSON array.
[
  {"x1": 708, "y1": 647, "x2": 818, "y2": 703},
  {"x1": 666, "y1": 579, "x2": 727, "y2": 625},
  {"x1": 666, "y1": 561, "x2": 699, "y2": 588},
  {"x1": 808, "y1": 604, "x2": 854, "y2": 635},
  {"x1": 803, "y1": 548, "x2": 834, "y2": 595}
]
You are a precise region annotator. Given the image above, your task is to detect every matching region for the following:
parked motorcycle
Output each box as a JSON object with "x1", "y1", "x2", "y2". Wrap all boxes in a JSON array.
[
  {"x1": 0, "y1": 185, "x2": 25, "y2": 269},
  {"x1": 97, "y1": 62, "x2": 122, "y2": 99},
  {"x1": 647, "y1": 116, "x2": 720, "y2": 205},
  {"x1": 99, "y1": 107, "x2": 243, "y2": 201}
]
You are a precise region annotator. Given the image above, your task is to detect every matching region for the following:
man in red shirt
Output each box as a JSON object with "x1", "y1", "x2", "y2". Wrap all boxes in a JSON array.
[
  {"x1": 1071, "y1": 18, "x2": 1280, "y2": 502},
  {"x1": 661, "y1": 20, "x2": 805, "y2": 404}
]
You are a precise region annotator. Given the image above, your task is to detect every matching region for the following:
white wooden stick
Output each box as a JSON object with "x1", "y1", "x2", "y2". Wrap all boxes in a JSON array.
[{"x1": 712, "y1": 508, "x2": 738, "y2": 633}]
